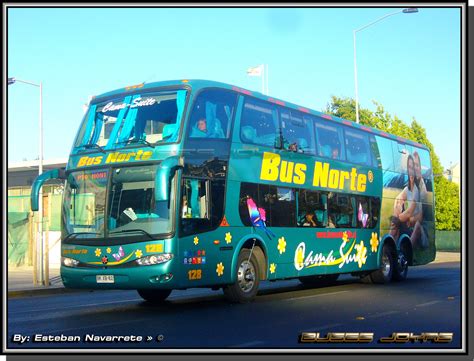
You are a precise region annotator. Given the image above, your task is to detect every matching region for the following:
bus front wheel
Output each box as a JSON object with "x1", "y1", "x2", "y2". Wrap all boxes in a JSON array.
[
  {"x1": 223, "y1": 249, "x2": 260, "y2": 303},
  {"x1": 137, "y1": 289, "x2": 172, "y2": 303}
]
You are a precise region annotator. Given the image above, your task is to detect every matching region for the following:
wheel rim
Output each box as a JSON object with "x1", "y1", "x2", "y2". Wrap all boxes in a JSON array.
[
  {"x1": 398, "y1": 252, "x2": 408, "y2": 274},
  {"x1": 237, "y1": 260, "x2": 256, "y2": 293},
  {"x1": 382, "y1": 253, "x2": 391, "y2": 278}
]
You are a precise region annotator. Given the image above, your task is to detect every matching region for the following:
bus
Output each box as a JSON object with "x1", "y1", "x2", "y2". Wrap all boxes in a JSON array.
[{"x1": 30, "y1": 79, "x2": 436, "y2": 303}]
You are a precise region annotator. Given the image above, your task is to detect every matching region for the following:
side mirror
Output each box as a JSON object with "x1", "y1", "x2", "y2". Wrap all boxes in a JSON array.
[
  {"x1": 155, "y1": 156, "x2": 183, "y2": 202},
  {"x1": 31, "y1": 168, "x2": 66, "y2": 211}
]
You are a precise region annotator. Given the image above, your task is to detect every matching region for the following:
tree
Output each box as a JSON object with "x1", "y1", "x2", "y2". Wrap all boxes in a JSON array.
[{"x1": 324, "y1": 96, "x2": 460, "y2": 231}]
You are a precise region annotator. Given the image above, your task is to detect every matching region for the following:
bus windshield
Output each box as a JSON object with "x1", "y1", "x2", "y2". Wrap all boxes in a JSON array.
[
  {"x1": 62, "y1": 165, "x2": 174, "y2": 241},
  {"x1": 74, "y1": 90, "x2": 187, "y2": 150}
]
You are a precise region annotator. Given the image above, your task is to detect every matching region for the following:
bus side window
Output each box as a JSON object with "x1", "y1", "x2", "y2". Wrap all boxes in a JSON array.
[
  {"x1": 297, "y1": 189, "x2": 327, "y2": 227},
  {"x1": 314, "y1": 120, "x2": 345, "y2": 161},
  {"x1": 328, "y1": 193, "x2": 354, "y2": 228},
  {"x1": 280, "y1": 109, "x2": 315, "y2": 154},
  {"x1": 344, "y1": 128, "x2": 371, "y2": 166},
  {"x1": 188, "y1": 89, "x2": 238, "y2": 139},
  {"x1": 240, "y1": 98, "x2": 281, "y2": 149}
]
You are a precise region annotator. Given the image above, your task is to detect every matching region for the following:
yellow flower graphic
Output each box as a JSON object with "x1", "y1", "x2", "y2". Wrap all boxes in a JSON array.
[
  {"x1": 269, "y1": 263, "x2": 276, "y2": 274},
  {"x1": 135, "y1": 249, "x2": 143, "y2": 258},
  {"x1": 277, "y1": 237, "x2": 287, "y2": 254},
  {"x1": 355, "y1": 241, "x2": 368, "y2": 268},
  {"x1": 106, "y1": 248, "x2": 112, "y2": 254},
  {"x1": 370, "y1": 232, "x2": 379, "y2": 253},
  {"x1": 225, "y1": 232, "x2": 232, "y2": 244},
  {"x1": 216, "y1": 262, "x2": 224, "y2": 277},
  {"x1": 194, "y1": 236, "x2": 199, "y2": 245},
  {"x1": 342, "y1": 231, "x2": 349, "y2": 245},
  {"x1": 95, "y1": 248, "x2": 101, "y2": 257}
]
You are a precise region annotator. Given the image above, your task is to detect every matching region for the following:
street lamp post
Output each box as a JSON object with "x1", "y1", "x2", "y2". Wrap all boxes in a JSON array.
[
  {"x1": 353, "y1": 8, "x2": 418, "y2": 124},
  {"x1": 8, "y1": 77, "x2": 45, "y2": 285}
]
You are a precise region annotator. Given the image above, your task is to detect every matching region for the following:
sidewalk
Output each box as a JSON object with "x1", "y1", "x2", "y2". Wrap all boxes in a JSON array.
[{"x1": 6, "y1": 252, "x2": 460, "y2": 298}]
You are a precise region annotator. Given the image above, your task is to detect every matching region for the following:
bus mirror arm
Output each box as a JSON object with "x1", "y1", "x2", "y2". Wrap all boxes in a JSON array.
[
  {"x1": 30, "y1": 168, "x2": 66, "y2": 211},
  {"x1": 155, "y1": 156, "x2": 184, "y2": 203}
]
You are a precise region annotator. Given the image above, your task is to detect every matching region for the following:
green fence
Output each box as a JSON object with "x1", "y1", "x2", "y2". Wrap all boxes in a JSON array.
[
  {"x1": 8, "y1": 194, "x2": 62, "y2": 267},
  {"x1": 435, "y1": 230, "x2": 461, "y2": 252}
]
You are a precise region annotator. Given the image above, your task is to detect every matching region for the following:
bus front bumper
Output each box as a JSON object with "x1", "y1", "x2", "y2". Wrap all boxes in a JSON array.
[{"x1": 61, "y1": 262, "x2": 178, "y2": 290}]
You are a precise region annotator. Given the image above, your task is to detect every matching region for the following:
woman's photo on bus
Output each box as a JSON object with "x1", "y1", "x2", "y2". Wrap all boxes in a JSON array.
[{"x1": 389, "y1": 153, "x2": 427, "y2": 248}]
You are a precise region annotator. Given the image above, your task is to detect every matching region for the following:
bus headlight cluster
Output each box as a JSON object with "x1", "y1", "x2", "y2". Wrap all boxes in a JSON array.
[
  {"x1": 136, "y1": 253, "x2": 173, "y2": 266},
  {"x1": 62, "y1": 257, "x2": 80, "y2": 267}
]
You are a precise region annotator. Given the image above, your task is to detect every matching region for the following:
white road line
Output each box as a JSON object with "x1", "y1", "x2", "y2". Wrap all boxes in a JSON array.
[
  {"x1": 367, "y1": 310, "x2": 400, "y2": 318},
  {"x1": 231, "y1": 341, "x2": 265, "y2": 347},
  {"x1": 284, "y1": 290, "x2": 348, "y2": 301},
  {"x1": 415, "y1": 300, "x2": 442, "y2": 307}
]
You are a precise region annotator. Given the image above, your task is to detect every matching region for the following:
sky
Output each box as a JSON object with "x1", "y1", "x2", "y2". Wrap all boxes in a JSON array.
[{"x1": 6, "y1": 6, "x2": 462, "y2": 169}]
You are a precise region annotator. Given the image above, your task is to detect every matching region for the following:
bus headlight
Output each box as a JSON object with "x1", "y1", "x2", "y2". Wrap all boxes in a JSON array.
[
  {"x1": 62, "y1": 257, "x2": 80, "y2": 267},
  {"x1": 136, "y1": 253, "x2": 173, "y2": 266}
]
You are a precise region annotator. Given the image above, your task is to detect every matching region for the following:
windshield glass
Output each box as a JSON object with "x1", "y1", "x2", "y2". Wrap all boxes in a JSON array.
[
  {"x1": 74, "y1": 89, "x2": 187, "y2": 150},
  {"x1": 62, "y1": 169, "x2": 108, "y2": 239},
  {"x1": 62, "y1": 165, "x2": 175, "y2": 241}
]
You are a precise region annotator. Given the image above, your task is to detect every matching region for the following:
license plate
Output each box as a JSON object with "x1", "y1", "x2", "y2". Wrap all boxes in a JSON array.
[{"x1": 96, "y1": 275, "x2": 114, "y2": 284}]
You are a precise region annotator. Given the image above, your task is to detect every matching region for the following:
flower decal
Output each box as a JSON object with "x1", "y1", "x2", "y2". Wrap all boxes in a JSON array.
[
  {"x1": 370, "y1": 232, "x2": 379, "y2": 253},
  {"x1": 135, "y1": 249, "x2": 143, "y2": 258},
  {"x1": 355, "y1": 241, "x2": 368, "y2": 268},
  {"x1": 342, "y1": 231, "x2": 349, "y2": 245},
  {"x1": 95, "y1": 248, "x2": 102, "y2": 257},
  {"x1": 106, "y1": 247, "x2": 112, "y2": 254},
  {"x1": 101, "y1": 256, "x2": 108, "y2": 264},
  {"x1": 194, "y1": 236, "x2": 199, "y2": 246},
  {"x1": 269, "y1": 263, "x2": 276, "y2": 274},
  {"x1": 216, "y1": 262, "x2": 224, "y2": 277},
  {"x1": 225, "y1": 232, "x2": 232, "y2": 244},
  {"x1": 277, "y1": 237, "x2": 287, "y2": 254}
]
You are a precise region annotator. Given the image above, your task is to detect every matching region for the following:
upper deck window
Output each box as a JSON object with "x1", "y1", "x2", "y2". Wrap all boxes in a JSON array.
[
  {"x1": 188, "y1": 89, "x2": 237, "y2": 139},
  {"x1": 240, "y1": 98, "x2": 281, "y2": 148},
  {"x1": 280, "y1": 109, "x2": 315, "y2": 154},
  {"x1": 314, "y1": 120, "x2": 345, "y2": 161},
  {"x1": 344, "y1": 128, "x2": 371, "y2": 166},
  {"x1": 74, "y1": 90, "x2": 188, "y2": 151}
]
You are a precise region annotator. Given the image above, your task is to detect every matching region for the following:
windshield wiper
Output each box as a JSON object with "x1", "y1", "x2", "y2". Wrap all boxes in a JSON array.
[
  {"x1": 63, "y1": 232, "x2": 101, "y2": 242},
  {"x1": 82, "y1": 143, "x2": 106, "y2": 153},
  {"x1": 108, "y1": 229, "x2": 155, "y2": 240},
  {"x1": 124, "y1": 137, "x2": 156, "y2": 148}
]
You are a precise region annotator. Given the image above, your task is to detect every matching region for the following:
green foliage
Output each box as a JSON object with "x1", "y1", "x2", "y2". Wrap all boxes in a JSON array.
[
  {"x1": 434, "y1": 177, "x2": 460, "y2": 230},
  {"x1": 324, "y1": 96, "x2": 459, "y2": 231}
]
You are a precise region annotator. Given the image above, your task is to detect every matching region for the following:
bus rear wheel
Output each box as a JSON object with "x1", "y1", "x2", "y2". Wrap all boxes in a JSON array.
[
  {"x1": 393, "y1": 246, "x2": 409, "y2": 281},
  {"x1": 299, "y1": 274, "x2": 340, "y2": 287},
  {"x1": 223, "y1": 249, "x2": 260, "y2": 303},
  {"x1": 367, "y1": 243, "x2": 395, "y2": 284},
  {"x1": 137, "y1": 289, "x2": 172, "y2": 303}
]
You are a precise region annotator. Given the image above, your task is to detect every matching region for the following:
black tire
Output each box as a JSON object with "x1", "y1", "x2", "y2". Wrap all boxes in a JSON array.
[
  {"x1": 369, "y1": 243, "x2": 395, "y2": 284},
  {"x1": 299, "y1": 273, "x2": 340, "y2": 287},
  {"x1": 223, "y1": 249, "x2": 260, "y2": 303},
  {"x1": 137, "y1": 289, "x2": 172, "y2": 303},
  {"x1": 393, "y1": 245, "x2": 409, "y2": 282}
]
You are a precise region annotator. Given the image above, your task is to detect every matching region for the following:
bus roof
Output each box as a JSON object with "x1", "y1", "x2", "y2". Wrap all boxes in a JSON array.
[{"x1": 91, "y1": 79, "x2": 429, "y2": 151}]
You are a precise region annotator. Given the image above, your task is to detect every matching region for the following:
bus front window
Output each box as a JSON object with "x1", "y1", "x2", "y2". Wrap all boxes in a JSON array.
[
  {"x1": 62, "y1": 170, "x2": 108, "y2": 239},
  {"x1": 74, "y1": 90, "x2": 187, "y2": 150},
  {"x1": 62, "y1": 165, "x2": 175, "y2": 242},
  {"x1": 107, "y1": 165, "x2": 174, "y2": 237}
]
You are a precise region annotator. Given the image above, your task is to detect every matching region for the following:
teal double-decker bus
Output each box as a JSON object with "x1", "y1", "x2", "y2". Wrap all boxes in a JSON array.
[{"x1": 31, "y1": 79, "x2": 435, "y2": 303}]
